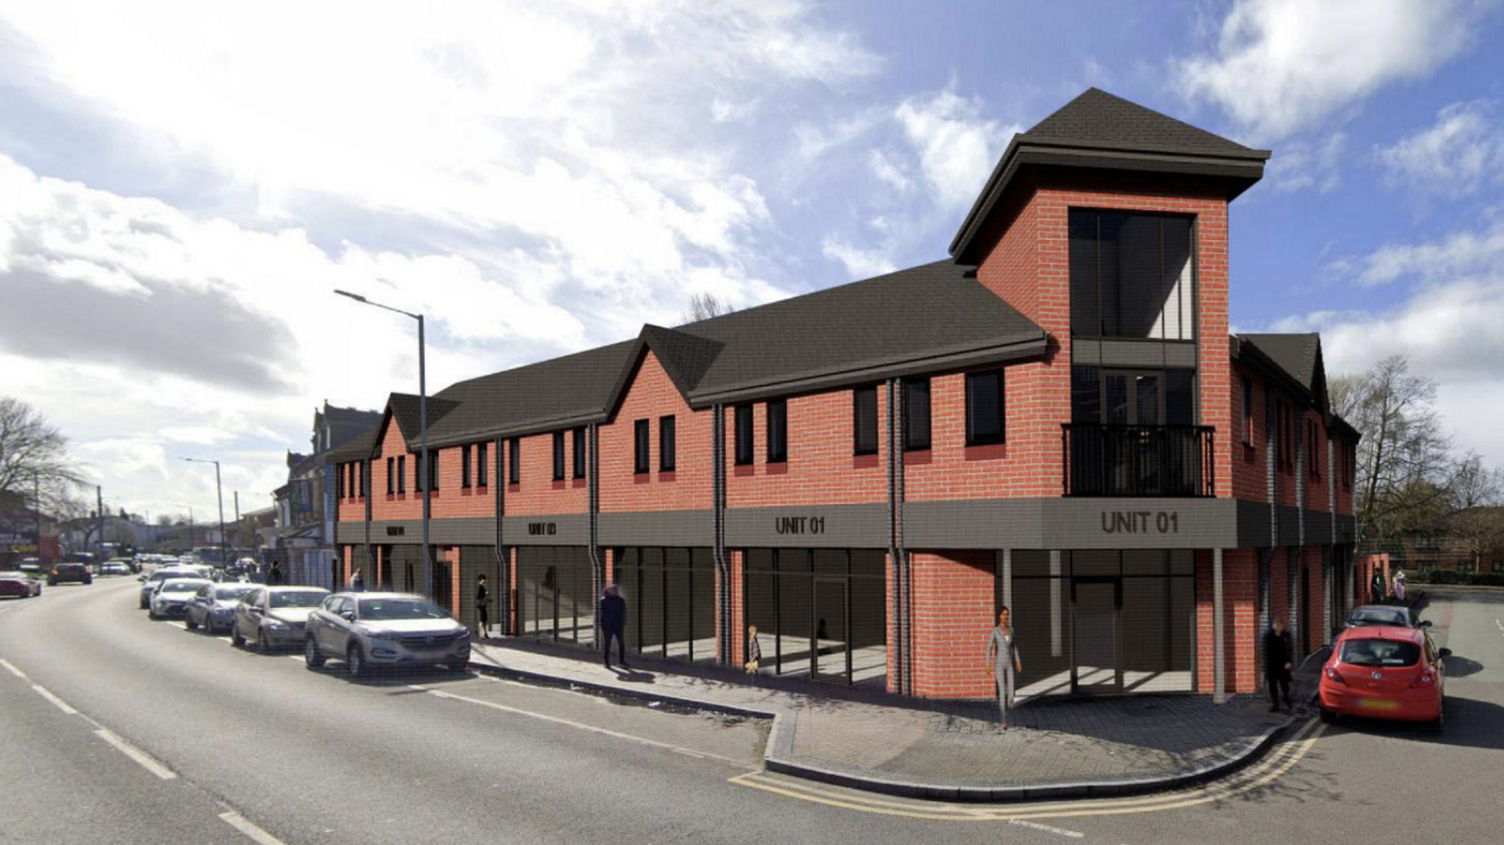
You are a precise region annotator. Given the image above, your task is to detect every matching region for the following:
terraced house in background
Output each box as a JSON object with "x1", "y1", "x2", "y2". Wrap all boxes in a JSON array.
[{"x1": 330, "y1": 89, "x2": 1360, "y2": 702}]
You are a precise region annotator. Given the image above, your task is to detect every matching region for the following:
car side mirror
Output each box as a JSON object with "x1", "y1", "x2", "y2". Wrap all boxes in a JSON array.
[
  {"x1": 341, "y1": 611, "x2": 356, "y2": 621},
  {"x1": 1419, "y1": 620, "x2": 1433, "y2": 628},
  {"x1": 1439, "y1": 648, "x2": 1453, "y2": 659}
]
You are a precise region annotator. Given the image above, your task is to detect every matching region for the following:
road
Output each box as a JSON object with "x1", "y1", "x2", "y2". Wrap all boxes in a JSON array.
[{"x1": 2, "y1": 578, "x2": 1501, "y2": 845}]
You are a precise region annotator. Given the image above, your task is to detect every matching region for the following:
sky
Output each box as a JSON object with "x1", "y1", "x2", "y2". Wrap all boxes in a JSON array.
[{"x1": 2, "y1": 0, "x2": 1503, "y2": 523}]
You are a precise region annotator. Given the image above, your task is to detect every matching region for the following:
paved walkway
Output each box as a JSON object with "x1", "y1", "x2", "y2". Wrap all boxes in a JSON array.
[{"x1": 470, "y1": 638, "x2": 1313, "y2": 800}]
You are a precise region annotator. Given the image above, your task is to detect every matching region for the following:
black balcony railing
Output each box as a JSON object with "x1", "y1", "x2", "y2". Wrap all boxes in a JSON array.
[{"x1": 1062, "y1": 423, "x2": 1215, "y2": 497}]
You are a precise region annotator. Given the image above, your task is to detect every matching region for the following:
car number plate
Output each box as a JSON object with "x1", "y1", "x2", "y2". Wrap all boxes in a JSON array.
[{"x1": 1357, "y1": 698, "x2": 1399, "y2": 711}]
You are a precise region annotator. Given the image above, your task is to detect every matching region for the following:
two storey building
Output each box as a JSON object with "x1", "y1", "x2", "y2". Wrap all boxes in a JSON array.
[{"x1": 332, "y1": 89, "x2": 1359, "y2": 700}]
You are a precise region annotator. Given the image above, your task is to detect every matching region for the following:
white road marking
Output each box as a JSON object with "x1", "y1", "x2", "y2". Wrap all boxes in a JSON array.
[
  {"x1": 1494, "y1": 619, "x2": 1502, "y2": 632},
  {"x1": 1010, "y1": 819, "x2": 1084, "y2": 838},
  {"x1": 219, "y1": 810, "x2": 290, "y2": 845},
  {"x1": 413, "y1": 684, "x2": 749, "y2": 767},
  {"x1": 94, "y1": 728, "x2": 177, "y2": 780},
  {"x1": 32, "y1": 684, "x2": 78, "y2": 714},
  {"x1": 0, "y1": 658, "x2": 28, "y2": 679}
]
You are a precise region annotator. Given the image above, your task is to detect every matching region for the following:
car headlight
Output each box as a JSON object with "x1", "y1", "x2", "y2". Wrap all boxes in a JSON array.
[
  {"x1": 365, "y1": 630, "x2": 397, "y2": 643},
  {"x1": 265, "y1": 620, "x2": 287, "y2": 629}
]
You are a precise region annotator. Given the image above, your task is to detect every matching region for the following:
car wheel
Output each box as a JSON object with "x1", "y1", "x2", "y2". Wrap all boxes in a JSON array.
[
  {"x1": 305, "y1": 637, "x2": 326, "y2": 669},
  {"x1": 231, "y1": 626, "x2": 244, "y2": 648},
  {"x1": 1429, "y1": 704, "x2": 1444, "y2": 733},
  {"x1": 148, "y1": 607, "x2": 159, "y2": 620},
  {"x1": 139, "y1": 597, "x2": 148, "y2": 609},
  {"x1": 255, "y1": 627, "x2": 271, "y2": 654},
  {"x1": 186, "y1": 616, "x2": 198, "y2": 631},
  {"x1": 347, "y1": 644, "x2": 367, "y2": 679}
]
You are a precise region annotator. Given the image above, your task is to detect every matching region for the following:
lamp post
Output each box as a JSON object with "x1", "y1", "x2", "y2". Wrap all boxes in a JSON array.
[
  {"x1": 335, "y1": 289, "x2": 431, "y2": 599},
  {"x1": 181, "y1": 457, "x2": 226, "y2": 568}
]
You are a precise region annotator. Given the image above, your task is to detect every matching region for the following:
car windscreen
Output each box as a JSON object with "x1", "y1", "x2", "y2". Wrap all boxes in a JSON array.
[
  {"x1": 151, "y1": 570, "x2": 195, "y2": 582},
  {"x1": 269, "y1": 591, "x2": 326, "y2": 608},
  {"x1": 1348, "y1": 608, "x2": 1408, "y2": 626},
  {"x1": 214, "y1": 586, "x2": 256, "y2": 601},
  {"x1": 358, "y1": 599, "x2": 448, "y2": 621},
  {"x1": 160, "y1": 581, "x2": 208, "y2": 594},
  {"x1": 1340, "y1": 639, "x2": 1421, "y2": 667}
]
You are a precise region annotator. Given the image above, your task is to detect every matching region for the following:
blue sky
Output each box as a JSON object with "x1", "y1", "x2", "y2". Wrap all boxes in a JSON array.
[{"x1": 2, "y1": 0, "x2": 1502, "y2": 519}]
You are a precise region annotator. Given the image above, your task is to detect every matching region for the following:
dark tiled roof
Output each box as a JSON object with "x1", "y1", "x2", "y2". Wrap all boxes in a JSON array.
[
  {"x1": 389, "y1": 393, "x2": 460, "y2": 447},
  {"x1": 324, "y1": 428, "x2": 377, "y2": 463},
  {"x1": 321, "y1": 403, "x2": 381, "y2": 428},
  {"x1": 1024, "y1": 88, "x2": 1260, "y2": 156},
  {"x1": 1240, "y1": 334, "x2": 1320, "y2": 391},
  {"x1": 639, "y1": 325, "x2": 724, "y2": 398}
]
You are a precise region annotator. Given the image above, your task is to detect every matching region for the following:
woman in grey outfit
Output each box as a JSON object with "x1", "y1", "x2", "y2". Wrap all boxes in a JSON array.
[{"x1": 983, "y1": 606, "x2": 1023, "y2": 729}]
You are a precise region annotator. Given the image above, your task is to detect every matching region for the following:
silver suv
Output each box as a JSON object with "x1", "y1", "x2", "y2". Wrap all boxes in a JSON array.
[{"x1": 304, "y1": 592, "x2": 470, "y2": 679}]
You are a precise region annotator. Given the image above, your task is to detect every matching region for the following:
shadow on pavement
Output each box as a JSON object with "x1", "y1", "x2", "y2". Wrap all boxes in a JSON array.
[
  {"x1": 1444, "y1": 653, "x2": 1485, "y2": 678},
  {"x1": 1323, "y1": 694, "x2": 1504, "y2": 750}
]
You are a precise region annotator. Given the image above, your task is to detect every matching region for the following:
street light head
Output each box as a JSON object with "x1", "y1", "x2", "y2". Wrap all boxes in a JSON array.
[{"x1": 334, "y1": 289, "x2": 368, "y2": 303}]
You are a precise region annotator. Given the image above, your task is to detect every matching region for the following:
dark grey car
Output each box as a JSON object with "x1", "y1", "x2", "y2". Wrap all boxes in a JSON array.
[
  {"x1": 231, "y1": 586, "x2": 329, "y2": 653},
  {"x1": 304, "y1": 592, "x2": 470, "y2": 679},
  {"x1": 185, "y1": 582, "x2": 258, "y2": 633}
]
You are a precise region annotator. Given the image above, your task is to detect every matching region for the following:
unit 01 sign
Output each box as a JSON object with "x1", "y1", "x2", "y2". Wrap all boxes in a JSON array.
[
  {"x1": 1100, "y1": 510, "x2": 1180, "y2": 535},
  {"x1": 774, "y1": 516, "x2": 826, "y2": 536}
]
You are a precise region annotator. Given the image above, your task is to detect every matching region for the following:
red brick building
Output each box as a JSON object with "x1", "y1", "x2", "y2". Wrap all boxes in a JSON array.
[{"x1": 331, "y1": 89, "x2": 1359, "y2": 700}]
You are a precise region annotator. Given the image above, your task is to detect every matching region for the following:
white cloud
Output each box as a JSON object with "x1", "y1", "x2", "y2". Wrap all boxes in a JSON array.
[
  {"x1": 1342, "y1": 216, "x2": 1504, "y2": 287},
  {"x1": 821, "y1": 236, "x2": 897, "y2": 279},
  {"x1": 894, "y1": 88, "x2": 1014, "y2": 213},
  {"x1": 1177, "y1": 0, "x2": 1489, "y2": 141},
  {"x1": 1376, "y1": 101, "x2": 1504, "y2": 198},
  {"x1": 867, "y1": 149, "x2": 912, "y2": 192},
  {"x1": 1267, "y1": 132, "x2": 1347, "y2": 194}
]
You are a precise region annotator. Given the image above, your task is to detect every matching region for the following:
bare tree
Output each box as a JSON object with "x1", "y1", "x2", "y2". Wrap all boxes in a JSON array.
[
  {"x1": 1330, "y1": 356, "x2": 1454, "y2": 546},
  {"x1": 682, "y1": 292, "x2": 734, "y2": 324},
  {"x1": 1448, "y1": 451, "x2": 1504, "y2": 510},
  {"x1": 0, "y1": 396, "x2": 88, "y2": 514}
]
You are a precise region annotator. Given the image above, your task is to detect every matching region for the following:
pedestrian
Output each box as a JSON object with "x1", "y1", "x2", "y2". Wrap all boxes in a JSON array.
[
  {"x1": 1263, "y1": 615, "x2": 1295, "y2": 713},
  {"x1": 1369, "y1": 567, "x2": 1386, "y2": 603},
  {"x1": 600, "y1": 583, "x2": 628, "y2": 670},
  {"x1": 475, "y1": 573, "x2": 490, "y2": 640},
  {"x1": 982, "y1": 606, "x2": 1022, "y2": 729},
  {"x1": 350, "y1": 566, "x2": 365, "y2": 593},
  {"x1": 1392, "y1": 569, "x2": 1407, "y2": 603},
  {"x1": 744, "y1": 625, "x2": 762, "y2": 674},
  {"x1": 267, "y1": 561, "x2": 284, "y2": 586}
]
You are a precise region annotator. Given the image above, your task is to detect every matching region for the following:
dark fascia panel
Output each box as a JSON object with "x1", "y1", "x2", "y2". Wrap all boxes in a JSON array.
[
  {"x1": 949, "y1": 139, "x2": 1269, "y2": 263},
  {"x1": 687, "y1": 330, "x2": 1048, "y2": 405}
]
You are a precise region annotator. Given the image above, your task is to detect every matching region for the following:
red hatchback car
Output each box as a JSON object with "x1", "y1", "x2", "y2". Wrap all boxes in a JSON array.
[{"x1": 1320, "y1": 625, "x2": 1449, "y2": 730}]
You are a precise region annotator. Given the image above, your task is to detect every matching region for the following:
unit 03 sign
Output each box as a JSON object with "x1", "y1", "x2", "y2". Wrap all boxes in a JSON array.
[{"x1": 1100, "y1": 511, "x2": 1180, "y2": 534}]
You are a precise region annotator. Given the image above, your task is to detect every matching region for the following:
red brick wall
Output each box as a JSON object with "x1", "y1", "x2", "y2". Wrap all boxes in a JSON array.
[
  {"x1": 973, "y1": 175, "x2": 1234, "y2": 501},
  {"x1": 1230, "y1": 364, "x2": 1268, "y2": 503},
  {"x1": 1335, "y1": 432, "x2": 1355, "y2": 516},
  {"x1": 600, "y1": 352, "x2": 712, "y2": 512},
  {"x1": 371, "y1": 418, "x2": 422, "y2": 522},
  {"x1": 903, "y1": 366, "x2": 1045, "y2": 501},
  {"x1": 908, "y1": 550, "x2": 996, "y2": 699},
  {"x1": 1196, "y1": 548, "x2": 1257, "y2": 694},
  {"x1": 1303, "y1": 545, "x2": 1326, "y2": 651},
  {"x1": 429, "y1": 443, "x2": 494, "y2": 520},
  {"x1": 504, "y1": 430, "x2": 588, "y2": 517},
  {"x1": 726, "y1": 549, "x2": 744, "y2": 666},
  {"x1": 336, "y1": 461, "x2": 365, "y2": 522},
  {"x1": 724, "y1": 389, "x2": 889, "y2": 508}
]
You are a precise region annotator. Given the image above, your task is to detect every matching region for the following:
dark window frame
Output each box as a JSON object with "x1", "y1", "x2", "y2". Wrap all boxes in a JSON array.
[
  {"x1": 634, "y1": 419, "x2": 651, "y2": 475},
  {"x1": 477, "y1": 442, "x2": 488, "y2": 488},
  {"x1": 397, "y1": 455, "x2": 406, "y2": 494},
  {"x1": 336, "y1": 463, "x2": 345, "y2": 499},
  {"x1": 659, "y1": 416, "x2": 676, "y2": 472},
  {"x1": 428, "y1": 450, "x2": 438, "y2": 491},
  {"x1": 386, "y1": 456, "x2": 394, "y2": 495},
  {"x1": 508, "y1": 437, "x2": 520, "y2": 485},
  {"x1": 965, "y1": 369, "x2": 1006, "y2": 446},
  {"x1": 553, "y1": 431, "x2": 566, "y2": 481},
  {"x1": 360, "y1": 461, "x2": 367, "y2": 497},
  {"x1": 1308, "y1": 420, "x2": 1321, "y2": 481},
  {"x1": 1241, "y1": 376, "x2": 1255, "y2": 447},
  {"x1": 766, "y1": 399, "x2": 787, "y2": 464},
  {"x1": 852, "y1": 385, "x2": 878, "y2": 456},
  {"x1": 905, "y1": 378, "x2": 932, "y2": 451},
  {"x1": 573, "y1": 427, "x2": 586, "y2": 479},
  {"x1": 734, "y1": 405, "x2": 754, "y2": 466},
  {"x1": 461, "y1": 444, "x2": 472, "y2": 488}
]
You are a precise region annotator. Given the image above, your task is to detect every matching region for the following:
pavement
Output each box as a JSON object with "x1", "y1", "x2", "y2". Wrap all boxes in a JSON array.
[{"x1": 469, "y1": 636, "x2": 1316, "y2": 801}]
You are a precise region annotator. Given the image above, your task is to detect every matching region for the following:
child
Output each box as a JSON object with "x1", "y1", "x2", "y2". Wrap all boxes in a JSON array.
[{"x1": 744, "y1": 625, "x2": 762, "y2": 674}]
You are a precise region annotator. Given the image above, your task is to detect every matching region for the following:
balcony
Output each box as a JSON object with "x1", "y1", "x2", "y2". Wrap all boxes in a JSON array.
[{"x1": 1062, "y1": 424, "x2": 1215, "y2": 497}]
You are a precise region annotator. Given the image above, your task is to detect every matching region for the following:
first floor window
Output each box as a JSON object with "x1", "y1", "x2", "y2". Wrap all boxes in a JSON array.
[
  {"x1": 477, "y1": 442, "x2": 488, "y2": 487},
  {"x1": 553, "y1": 431, "x2": 566, "y2": 481},
  {"x1": 766, "y1": 399, "x2": 787, "y2": 463},
  {"x1": 634, "y1": 419, "x2": 650, "y2": 474},
  {"x1": 461, "y1": 444, "x2": 472, "y2": 488},
  {"x1": 573, "y1": 428, "x2": 586, "y2": 479},
  {"x1": 905, "y1": 378, "x2": 931, "y2": 450},
  {"x1": 397, "y1": 455, "x2": 406, "y2": 494},
  {"x1": 965, "y1": 369, "x2": 1005, "y2": 446},
  {"x1": 428, "y1": 450, "x2": 439, "y2": 490},
  {"x1": 734, "y1": 405, "x2": 753, "y2": 465},
  {"x1": 853, "y1": 386, "x2": 878, "y2": 456},
  {"x1": 360, "y1": 461, "x2": 367, "y2": 497},
  {"x1": 386, "y1": 457, "x2": 394, "y2": 494},
  {"x1": 336, "y1": 463, "x2": 345, "y2": 499},
  {"x1": 509, "y1": 437, "x2": 520, "y2": 485},
  {"x1": 1241, "y1": 377, "x2": 1255, "y2": 446},
  {"x1": 659, "y1": 416, "x2": 676, "y2": 472}
]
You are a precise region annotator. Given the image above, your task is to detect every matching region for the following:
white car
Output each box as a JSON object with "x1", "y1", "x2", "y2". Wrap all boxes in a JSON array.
[{"x1": 149, "y1": 578, "x2": 213, "y2": 620}]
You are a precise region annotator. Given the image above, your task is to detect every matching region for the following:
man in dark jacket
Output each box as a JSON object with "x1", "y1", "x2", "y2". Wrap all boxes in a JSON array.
[
  {"x1": 267, "y1": 561, "x2": 285, "y2": 586},
  {"x1": 475, "y1": 573, "x2": 490, "y2": 641},
  {"x1": 1370, "y1": 568, "x2": 1386, "y2": 603},
  {"x1": 600, "y1": 584, "x2": 628, "y2": 669},
  {"x1": 1263, "y1": 615, "x2": 1295, "y2": 712}
]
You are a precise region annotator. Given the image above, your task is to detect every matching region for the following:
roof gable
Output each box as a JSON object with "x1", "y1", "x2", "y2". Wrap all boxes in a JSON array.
[{"x1": 1025, "y1": 88, "x2": 1258, "y2": 156}]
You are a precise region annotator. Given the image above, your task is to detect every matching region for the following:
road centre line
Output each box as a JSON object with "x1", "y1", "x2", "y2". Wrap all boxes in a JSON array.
[
  {"x1": 0, "y1": 658, "x2": 28, "y2": 679},
  {"x1": 1010, "y1": 819, "x2": 1084, "y2": 838},
  {"x1": 32, "y1": 684, "x2": 78, "y2": 715},
  {"x1": 94, "y1": 727, "x2": 178, "y2": 780},
  {"x1": 219, "y1": 810, "x2": 290, "y2": 845},
  {"x1": 412, "y1": 684, "x2": 750, "y2": 767}
]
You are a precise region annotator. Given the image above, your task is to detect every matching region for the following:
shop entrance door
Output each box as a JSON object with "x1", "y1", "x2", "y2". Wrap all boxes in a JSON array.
[
  {"x1": 811, "y1": 578, "x2": 850, "y2": 683},
  {"x1": 1072, "y1": 577, "x2": 1121, "y2": 693}
]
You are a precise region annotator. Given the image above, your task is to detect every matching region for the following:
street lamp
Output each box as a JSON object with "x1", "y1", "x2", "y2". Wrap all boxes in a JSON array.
[
  {"x1": 181, "y1": 457, "x2": 226, "y2": 567},
  {"x1": 335, "y1": 288, "x2": 431, "y2": 598}
]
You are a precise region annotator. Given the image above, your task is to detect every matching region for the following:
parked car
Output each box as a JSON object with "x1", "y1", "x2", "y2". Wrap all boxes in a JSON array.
[
  {"x1": 149, "y1": 578, "x2": 213, "y2": 620},
  {"x1": 231, "y1": 586, "x2": 330, "y2": 653},
  {"x1": 304, "y1": 592, "x2": 470, "y2": 679},
  {"x1": 0, "y1": 571, "x2": 43, "y2": 599},
  {"x1": 98, "y1": 561, "x2": 132, "y2": 577},
  {"x1": 185, "y1": 582, "x2": 258, "y2": 633},
  {"x1": 18, "y1": 560, "x2": 44, "y2": 576},
  {"x1": 1343, "y1": 604, "x2": 1426, "y2": 630},
  {"x1": 104, "y1": 556, "x2": 140, "y2": 574},
  {"x1": 47, "y1": 563, "x2": 93, "y2": 586},
  {"x1": 139, "y1": 567, "x2": 209, "y2": 608},
  {"x1": 1319, "y1": 625, "x2": 1449, "y2": 730}
]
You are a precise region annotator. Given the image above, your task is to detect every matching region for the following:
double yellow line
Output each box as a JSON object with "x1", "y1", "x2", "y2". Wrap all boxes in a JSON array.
[{"x1": 729, "y1": 717, "x2": 1326, "y2": 822}]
